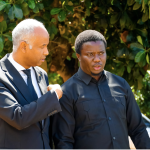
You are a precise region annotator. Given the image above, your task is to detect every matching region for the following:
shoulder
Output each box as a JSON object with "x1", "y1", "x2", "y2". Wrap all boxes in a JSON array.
[
  {"x1": 61, "y1": 73, "x2": 78, "y2": 90},
  {"x1": 104, "y1": 70, "x2": 126, "y2": 85},
  {"x1": 35, "y1": 66, "x2": 47, "y2": 76}
]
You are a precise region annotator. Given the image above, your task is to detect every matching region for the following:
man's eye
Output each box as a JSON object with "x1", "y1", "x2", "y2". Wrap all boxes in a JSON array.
[
  {"x1": 99, "y1": 52, "x2": 104, "y2": 55},
  {"x1": 88, "y1": 53, "x2": 93, "y2": 56}
]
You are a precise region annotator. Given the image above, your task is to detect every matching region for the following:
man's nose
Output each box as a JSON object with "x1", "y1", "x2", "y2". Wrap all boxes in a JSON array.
[
  {"x1": 93, "y1": 54, "x2": 100, "y2": 62},
  {"x1": 44, "y1": 47, "x2": 49, "y2": 56}
]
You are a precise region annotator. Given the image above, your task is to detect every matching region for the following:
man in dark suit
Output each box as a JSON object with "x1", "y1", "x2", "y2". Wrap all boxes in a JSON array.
[{"x1": 0, "y1": 19, "x2": 62, "y2": 149}]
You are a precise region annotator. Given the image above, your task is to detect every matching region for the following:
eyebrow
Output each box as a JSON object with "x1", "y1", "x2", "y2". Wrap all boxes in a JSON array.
[
  {"x1": 86, "y1": 50, "x2": 105, "y2": 53},
  {"x1": 41, "y1": 44, "x2": 47, "y2": 46}
]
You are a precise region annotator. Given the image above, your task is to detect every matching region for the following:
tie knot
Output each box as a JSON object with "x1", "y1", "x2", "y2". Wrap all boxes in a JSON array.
[{"x1": 22, "y1": 69, "x2": 31, "y2": 77}]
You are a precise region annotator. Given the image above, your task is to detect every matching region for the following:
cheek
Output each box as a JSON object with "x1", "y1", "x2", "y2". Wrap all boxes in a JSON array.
[{"x1": 101, "y1": 54, "x2": 106, "y2": 62}]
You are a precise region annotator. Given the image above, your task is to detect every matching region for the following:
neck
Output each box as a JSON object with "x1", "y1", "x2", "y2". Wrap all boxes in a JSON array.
[
  {"x1": 91, "y1": 71, "x2": 103, "y2": 81},
  {"x1": 12, "y1": 52, "x2": 30, "y2": 69}
]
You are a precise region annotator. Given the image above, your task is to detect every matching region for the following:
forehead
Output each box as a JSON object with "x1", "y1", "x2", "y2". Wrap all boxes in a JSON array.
[
  {"x1": 29, "y1": 27, "x2": 49, "y2": 45},
  {"x1": 81, "y1": 41, "x2": 105, "y2": 52}
]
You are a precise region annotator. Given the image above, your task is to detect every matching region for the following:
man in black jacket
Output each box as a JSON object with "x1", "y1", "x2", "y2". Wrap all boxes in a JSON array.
[
  {"x1": 0, "y1": 19, "x2": 62, "y2": 149},
  {"x1": 52, "y1": 30, "x2": 150, "y2": 149}
]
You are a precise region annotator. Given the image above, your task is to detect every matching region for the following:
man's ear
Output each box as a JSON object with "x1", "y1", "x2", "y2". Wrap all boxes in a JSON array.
[
  {"x1": 76, "y1": 53, "x2": 81, "y2": 61},
  {"x1": 20, "y1": 41, "x2": 27, "y2": 53}
]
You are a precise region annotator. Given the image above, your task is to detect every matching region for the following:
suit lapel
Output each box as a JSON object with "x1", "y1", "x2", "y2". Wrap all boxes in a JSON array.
[
  {"x1": 33, "y1": 67, "x2": 48, "y2": 95},
  {"x1": 33, "y1": 67, "x2": 48, "y2": 129},
  {"x1": 1, "y1": 55, "x2": 36, "y2": 104}
]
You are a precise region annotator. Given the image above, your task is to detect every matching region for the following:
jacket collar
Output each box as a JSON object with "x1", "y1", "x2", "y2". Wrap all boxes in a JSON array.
[
  {"x1": 1, "y1": 54, "x2": 47, "y2": 103},
  {"x1": 77, "y1": 67, "x2": 107, "y2": 85}
]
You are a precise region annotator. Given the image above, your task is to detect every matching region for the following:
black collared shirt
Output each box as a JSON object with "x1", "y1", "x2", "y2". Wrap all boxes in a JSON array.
[{"x1": 52, "y1": 68, "x2": 150, "y2": 149}]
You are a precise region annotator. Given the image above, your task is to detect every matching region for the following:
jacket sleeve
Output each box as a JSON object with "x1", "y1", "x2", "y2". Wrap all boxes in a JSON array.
[
  {"x1": 0, "y1": 82, "x2": 62, "y2": 130},
  {"x1": 124, "y1": 80, "x2": 150, "y2": 149},
  {"x1": 52, "y1": 92, "x2": 75, "y2": 149}
]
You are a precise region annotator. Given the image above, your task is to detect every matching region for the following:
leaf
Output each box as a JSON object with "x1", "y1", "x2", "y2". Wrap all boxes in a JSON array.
[
  {"x1": 137, "y1": 36, "x2": 143, "y2": 45},
  {"x1": 146, "y1": 53, "x2": 149, "y2": 64},
  {"x1": 72, "y1": 52, "x2": 77, "y2": 58},
  {"x1": 47, "y1": 24, "x2": 58, "y2": 35},
  {"x1": 4, "y1": 4, "x2": 11, "y2": 13},
  {"x1": 110, "y1": 13, "x2": 120, "y2": 24},
  {"x1": 85, "y1": 0, "x2": 91, "y2": 8},
  {"x1": 85, "y1": 8, "x2": 90, "y2": 16},
  {"x1": 7, "y1": 23, "x2": 16, "y2": 30},
  {"x1": 65, "y1": 5, "x2": 73, "y2": 13},
  {"x1": 70, "y1": 35, "x2": 75, "y2": 44},
  {"x1": 58, "y1": 10, "x2": 66, "y2": 22},
  {"x1": 68, "y1": 1, "x2": 73, "y2": 6},
  {"x1": 3, "y1": 32, "x2": 12, "y2": 41},
  {"x1": 28, "y1": 0, "x2": 35, "y2": 9},
  {"x1": 0, "y1": 1, "x2": 8, "y2": 11},
  {"x1": 0, "y1": 36, "x2": 3, "y2": 53},
  {"x1": 117, "y1": 66, "x2": 125, "y2": 76},
  {"x1": 135, "y1": 51, "x2": 146, "y2": 67},
  {"x1": 37, "y1": 3, "x2": 44, "y2": 10},
  {"x1": 0, "y1": 21, "x2": 7, "y2": 32},
  {"x1": 22, "y1": 6, "x2": 30, "y2": 16},
  {"x1": 34, "y1": 16, "x2": 45, "y2": 23},
  {"x1": 135, "y1": 29, "x2": 148, "y2": 37},
  {"x1": 142, "y1": 9, "x2": 149, "y2": 22},
  {"x1": 137, "y1": 75, "x2": 143, "y2": 89},
  {"x1": 16, "y1": 0, "x2": 24, "y2": 4},
  {"x1": 127, "y1": 66, "x2": 131, "y2": 73},
  {"x1": 133, "y1": 2, "x2": 141, "y2": 10},
  {"x1": 66, "y1": 56, "x2": 71, "y2": 61},
  {"x1": 130, "y1": 42, "x2": 144, "y2": 51},
  {"x1": 21, "y1": 2, "x2": 28, "y2": 8},
  {"x1": 127, "y1": 0, "x2": 135, "y2": 6},
  {"x1": 33, "y1": 5, "x2": 39, "y2": 13},
  {"x1": 8, "y1": 6, "x2": 14, "y2": 20},
  {"x1": 51, "y1": 18, "x2": 56, "y2": 23},
  {"x1": 14, "y1": 4, "x2": 23, "y2": 19},
  {"x1": 120, "y1": 12, "x2": 126, "y2": 29},
  {"x1": 50, "y1": 8, "x2": 62, "y2": 15}
]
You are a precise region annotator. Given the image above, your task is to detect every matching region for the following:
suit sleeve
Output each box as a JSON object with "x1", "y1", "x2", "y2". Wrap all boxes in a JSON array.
[
  {"x1": 124, "y1": 80, "x2": 150, "y2": 149},
  {"x1": 52, "y1": 92, "x2": 75, "y2": 149},
  {"x1": 0, "y1": 82, "x2": 62, "y2": 130}
]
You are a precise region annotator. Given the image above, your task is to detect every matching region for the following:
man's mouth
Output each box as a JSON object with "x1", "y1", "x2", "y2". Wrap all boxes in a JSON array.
[
  {"x1": 41, "y1": 58, "x2": 45, "y2": 62},
  {"x1": 93, "y1": 64, "x2": 102, "y2": 70}
]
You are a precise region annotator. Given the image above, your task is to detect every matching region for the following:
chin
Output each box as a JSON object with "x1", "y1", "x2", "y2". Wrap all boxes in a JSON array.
[{"x1": 91, "y1": 71, "x2": 102, "y2": 76}]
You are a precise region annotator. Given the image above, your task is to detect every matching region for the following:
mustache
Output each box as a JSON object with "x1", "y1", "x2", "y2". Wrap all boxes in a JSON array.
[{"x1": 92, "y1": 64, "x2": 102, "y2": 67}]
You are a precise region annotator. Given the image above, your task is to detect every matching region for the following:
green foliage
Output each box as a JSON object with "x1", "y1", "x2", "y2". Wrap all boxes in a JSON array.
[
  {"x1": 48, "y1": 73, "x2": 63, "y2": 85},
  {"x1": 134, "y1": 73, "x2": 150, "y2": 118},
  {"x1": 0, "y1": 0, "x2": 150, "y2": 116}
]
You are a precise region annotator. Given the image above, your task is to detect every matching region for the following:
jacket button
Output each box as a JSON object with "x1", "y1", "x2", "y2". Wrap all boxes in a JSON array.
[
  {"x1": 113, "y1": 137, "x2": 116, "y2": 140},
  {"x1": 108, "y1": 117, "x2": 111, "y2": 121}
]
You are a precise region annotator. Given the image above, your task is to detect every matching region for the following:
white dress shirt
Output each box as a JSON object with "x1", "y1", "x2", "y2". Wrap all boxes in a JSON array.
[{"x1": 8, "y1": 53, "x2": 42, "y2": 98}]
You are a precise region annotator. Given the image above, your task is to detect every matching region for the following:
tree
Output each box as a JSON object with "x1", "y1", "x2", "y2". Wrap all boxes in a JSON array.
[{"x1": 0, "y1": 0, "x2": 150, "y2": 117}]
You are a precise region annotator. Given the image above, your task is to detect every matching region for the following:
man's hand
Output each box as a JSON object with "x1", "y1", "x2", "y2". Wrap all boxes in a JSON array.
[{"x1": 47, "y1": 84, "x2": 63, "y2": 99}]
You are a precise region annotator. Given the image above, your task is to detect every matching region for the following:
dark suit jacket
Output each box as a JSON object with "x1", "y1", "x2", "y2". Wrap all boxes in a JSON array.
[{"x1": 0, "y1": 54, "x2": 62, "y2": 149}]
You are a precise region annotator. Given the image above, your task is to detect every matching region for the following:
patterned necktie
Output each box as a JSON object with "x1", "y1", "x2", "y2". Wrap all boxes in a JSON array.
[{"x1": 22, "y1": 69, "x2": 38, "y2": 102}]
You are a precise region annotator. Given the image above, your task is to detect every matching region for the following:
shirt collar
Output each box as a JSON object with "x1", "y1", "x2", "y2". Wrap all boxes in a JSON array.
[
  {"x1": 77, "y1": 67, "x2": 106, "y2": 85},
  {"x1": 8, "y1": 53, "x2": 32, "y2": 72}
]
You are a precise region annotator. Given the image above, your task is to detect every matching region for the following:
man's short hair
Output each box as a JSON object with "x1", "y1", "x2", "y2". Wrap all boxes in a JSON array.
[
  {"x1": 75, "y1": 30, "x2": 107, "y2": 54},
  {"x1": 12, "y1": 19, "x2": 47, "y2": 51}
]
